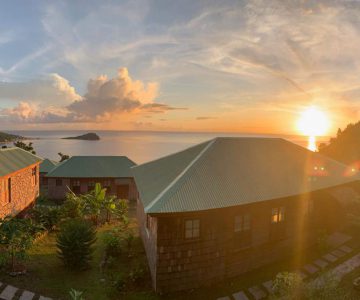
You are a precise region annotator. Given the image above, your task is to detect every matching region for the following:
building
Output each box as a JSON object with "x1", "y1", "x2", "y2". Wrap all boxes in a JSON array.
[
  {"x1": 132, "y1": 137, "x2": 360, "y2": 293},
  {"x1": 46, "y1": 156, "x2": 137, "y2": 200},
  {"x1": 0, "y1": 148, "x2": 42, "y2": 218},
  {"x1": 39, "y1": 158, "x2": 58, "y2": 192}
]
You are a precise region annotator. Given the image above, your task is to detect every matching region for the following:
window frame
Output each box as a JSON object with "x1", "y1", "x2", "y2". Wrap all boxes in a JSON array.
[
  {"x1": 55, "y1": 179, "x2": 62, "y2": 187},
  {"x1": 184, "y1": 219, "x2": 200, "y2": 240}
]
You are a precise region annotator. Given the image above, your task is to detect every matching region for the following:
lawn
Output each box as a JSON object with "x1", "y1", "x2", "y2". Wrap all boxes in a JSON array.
[{"x1": 0, "y1": 205, "x2": 158, "y2": 300}]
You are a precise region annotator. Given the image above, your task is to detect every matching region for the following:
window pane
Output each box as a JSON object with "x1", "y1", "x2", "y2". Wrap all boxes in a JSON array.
[
  {"x1": 185, "y1": 220, "x2": 193, "y2": 229},
  {"x1": 279, "y1": 207, "x2": 285, "y2": 222},
  {"x1": 271, "y1": 207, "x2": 278, "y2": 223},
  {"x1": 185, "y1": 229, "x2": 193, "y2": 239},
  {"x1": 193, "y1": 228, "x2": 200, "y2": 238},
  {"x1": 243, "y1": 214, "x2": 251, "y2": 230},
  {"x1": 234, "y1": 215, "x2": 243, "y2": 232},
  {"x1": 193, "y1": 219, "x2": 200, "y2": 229}
]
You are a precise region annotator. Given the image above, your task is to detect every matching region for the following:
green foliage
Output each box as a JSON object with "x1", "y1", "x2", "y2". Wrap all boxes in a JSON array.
[
  {"x1": 270, "y1": 271, "x2": 351, "y2": 300},
  {"x1": 30, "y1": 206, "x2": 62, "y2": 231},
  {"x1": 13, "y1": 141, "x2": 36, "y2": 154},
  {"x1": 113, "y1": 273, "x2": 127, "y2": 292},
  {"x1": 62, "y1": 191, "x2": 86, "y2": 219},
  {"x1": 125, "y1": 231, "x2": 135, "y2": 256},
  {"x1": 128, "y1": 264, "x2": 146, "y2": 284},
  {"x1": 69, "y1": 288, "x2": 84, "y2": 300},
  {"x1": 104, "y1": 231, "x2": 122, "y2": 258},
  {"x1": 58, "y1": 152, "x2": 70, "y2": 162},
  {"x1": 56, "y1": 219, "x2": 97, "y2": 270},
  {"x1": 0, "y1": 217, "x2": 41, "y2": 271}
]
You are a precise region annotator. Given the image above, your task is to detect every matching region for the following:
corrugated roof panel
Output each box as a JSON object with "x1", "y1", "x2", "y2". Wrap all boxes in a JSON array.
[
  {"x1": 46, "y1": 156, "x2": 136, "y2": 178},
  {"x1": 0, "y1": 148, "x2": 43, "y2": 176},
  {"x1": 40, "y1": 158, "x2": 58, "y2": 173},
  {"x1": 133, "y1": 137, "x2": 360, "y2": 214}
]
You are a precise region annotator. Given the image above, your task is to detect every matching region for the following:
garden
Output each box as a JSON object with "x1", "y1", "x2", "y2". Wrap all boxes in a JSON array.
[{"x1": 0, "y1": 184, "x2": 158, "y2": 300}]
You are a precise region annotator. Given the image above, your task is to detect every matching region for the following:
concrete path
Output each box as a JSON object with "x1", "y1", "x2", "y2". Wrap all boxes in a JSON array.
[{"x1": 0, "y1": 282, "x2": 52, "y2": 300}]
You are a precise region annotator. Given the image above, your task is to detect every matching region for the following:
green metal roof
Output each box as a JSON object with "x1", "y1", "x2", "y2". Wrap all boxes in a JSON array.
[
  {"x1": 132, "y1": 137, "x2": 360, "y2": 214},
  {"x1": 40, "y1": 159, "x2": 58, "y2": 173},
  {"x1": 46, "y1": 156, "x2": 136, "y2": 178},
  {"x1": 0, "y1": 147, "x2": 42, "y2": 177}
]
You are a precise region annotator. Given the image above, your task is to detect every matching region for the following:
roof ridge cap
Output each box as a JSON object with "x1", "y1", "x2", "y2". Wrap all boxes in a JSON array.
[{"x1": 144, "y1": 138, "x2": 216, "y2": 213}]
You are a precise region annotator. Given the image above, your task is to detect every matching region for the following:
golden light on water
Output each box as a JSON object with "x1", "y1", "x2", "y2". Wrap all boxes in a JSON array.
[{"x1": 297, "y1": 106, "x2": 330, "y2": 151}]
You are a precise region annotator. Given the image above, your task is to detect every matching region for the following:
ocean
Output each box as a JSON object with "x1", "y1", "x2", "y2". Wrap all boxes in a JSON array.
[{"x1": 4, "y1": 131, "x2": 329, "y2": 164}]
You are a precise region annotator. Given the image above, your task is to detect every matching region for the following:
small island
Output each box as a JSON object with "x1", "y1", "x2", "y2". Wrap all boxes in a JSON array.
[
  {"x1": 0, "y1": 131, "x2": 24, "y2": 143},
  {"x1": 62, "y1": 132, "x2": 100, "y2": 141}
]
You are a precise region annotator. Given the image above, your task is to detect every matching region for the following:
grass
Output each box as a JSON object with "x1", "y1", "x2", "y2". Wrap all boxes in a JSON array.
[{"x1": 0, "y1": 206, "x2": 158, "y2": 300}]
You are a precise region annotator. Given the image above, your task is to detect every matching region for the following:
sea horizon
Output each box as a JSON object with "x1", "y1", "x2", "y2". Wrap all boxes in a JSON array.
[{"x1": 2, "y1": 130, "x2": 331, "y2": 164}]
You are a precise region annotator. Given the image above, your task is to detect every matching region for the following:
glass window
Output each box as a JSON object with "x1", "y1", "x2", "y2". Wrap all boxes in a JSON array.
[
  {"x1": 234, "y1": 214, "x2": 251, "y2": 232},
  {"x1": 271, "y1": 206, "x2": 285, "y2": 223},
  {"x1": 185, "y1": 219, "x2": 200, "y2": 239},
  {"x1": 56, "y1": 179, "x2": 62, "y2": 187}
]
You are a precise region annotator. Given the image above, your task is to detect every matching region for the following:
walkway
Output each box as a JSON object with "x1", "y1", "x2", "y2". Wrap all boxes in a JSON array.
[
  {"x1": 216, "y1": 233, "x2": 356, "y2": 300},
  {"x1": 0, "y1": 282, "x2": 52, "y2": 300}
]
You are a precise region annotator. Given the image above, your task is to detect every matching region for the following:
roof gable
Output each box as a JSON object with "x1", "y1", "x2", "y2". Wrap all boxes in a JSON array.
[
  {"x1": 40, "y1": 159, "x2": 58, "y2": 173},
  {"x1": 0, "y1": 148, "x2": 42, "y2": 176},
  {"x1": 46, "y1": 156, "x2": 136, "y2": 178},
  {"x1": 132, "y1": 137, "x2": 360, "y2": 213}
]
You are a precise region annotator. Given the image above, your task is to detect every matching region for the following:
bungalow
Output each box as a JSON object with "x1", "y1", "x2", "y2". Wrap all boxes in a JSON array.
[
  {"x1": 0, "y1": 147, "x2": 42, "y2": 219},
  {"x1": 46, "y1": 156, "x2": 137, "y2": 200},
  {"x1": 132, "y1": 137, "x2": 360, "y2": 293},
  {"x1": 39, "y1": 158, "x2": 58, "y2": 191}
]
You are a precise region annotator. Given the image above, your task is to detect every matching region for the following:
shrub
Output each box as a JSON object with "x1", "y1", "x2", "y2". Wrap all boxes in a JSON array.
[
  {"x1": 62, "y1": 192, "x2": 86, "y2": 219},
  {"x1": 128, "y1": 264, "x2": 146, "y2": 284},
  {"x1": 69, "y1": 289, "x2": 84, "y2": 300},
  {"x1": 103, "y1": 231, "x2": 122, "y2": 258},
  {"x1": 30, "y1": 206, "x2": 62, "y2": 231},
  {"x1": 56, "y1": 219, "x2": 97, "y2": 270},
  {"x1": 113, "y1": 273, "x2": 127, "y2": 292}
]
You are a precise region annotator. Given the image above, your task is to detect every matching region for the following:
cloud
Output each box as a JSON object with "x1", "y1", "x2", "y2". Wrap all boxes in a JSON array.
[
  {"x1": 0, "y1": 67, "x2": 186, "y2": 124},
  {"x1": 196, "y1": 116, "x2": 217, "y2": 120},
  {"x1": 0, "y1": 73, "x2": 81, "y2": 106}
]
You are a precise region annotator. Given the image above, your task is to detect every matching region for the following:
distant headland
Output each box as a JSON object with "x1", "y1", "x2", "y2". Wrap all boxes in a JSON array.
[
  {"x1": 62, "y1": 132, "x2": 100, "y2": 141},
  {"x1": 0, "y1": 131, "x2": 24, "y2": 143}
]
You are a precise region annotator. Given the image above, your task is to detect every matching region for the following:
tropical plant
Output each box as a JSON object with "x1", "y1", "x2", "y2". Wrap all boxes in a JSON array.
[
  {"x1": 62, "y1": 190, "x2": 86, "y2": 219},
  {"x1": 103, "y1": 230, "x2": 122, "y2": 258},
  {"x1": 58, "y1": 152, "x2": 70, "y2": 162},
  {"x1": 30, "y1": 206, "x2": 62, "y2": 231},
  {"x1": 56, "y1": 218, "x2": 97, "y2": 270},
  {"x1": 0, "y1": 217, "x2": 41, "y2": 272},
  {"x1": 82, "y1": 183, "x2": 106, "y2": 225},
  {"x1": 69, "y1": 288, "x2": 84, "y2": 300},
  {"x1": 13, "y1": 141, "x2": 36, "y2": 154}
]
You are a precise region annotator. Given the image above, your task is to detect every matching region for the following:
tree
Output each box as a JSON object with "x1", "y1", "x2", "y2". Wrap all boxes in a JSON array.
[
  {"x1": 0, "y1": 217, "x2": 41, "y2": 272},
  {"x1": 82, "y1": 183, "x2": 106, "y2": 225},
  {"x1": 56, "y1": 218, "x2": 96, "y2": 270},
  {"x1": 13, "y1": 141, "x2": 36, "y2": 154},
  {"x1": 58, "y1": 152, "x2": 70, "y2": 162}
]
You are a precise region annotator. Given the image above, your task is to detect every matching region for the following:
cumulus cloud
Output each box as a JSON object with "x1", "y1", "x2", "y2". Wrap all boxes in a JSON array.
[
  {"x1": 0, "y1": 73, "x2": 81, "y2": 106},
  {"x1": 0, "y1": 67, "x2": 186, "y2": 124}
]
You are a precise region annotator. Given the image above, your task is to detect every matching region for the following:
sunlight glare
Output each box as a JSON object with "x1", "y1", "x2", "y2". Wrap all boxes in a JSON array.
[{"x1": 297, "y1": 106, "x2": 330, "y2": 136}]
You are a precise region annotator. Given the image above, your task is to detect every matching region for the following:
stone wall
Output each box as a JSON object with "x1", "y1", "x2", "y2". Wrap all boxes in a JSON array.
[
  {"x1": 0, "y1": 163, "x2": 40, "y2": 218},
  {"x1": 139, "y1": 188, "x2": 346, "y2": 293}
]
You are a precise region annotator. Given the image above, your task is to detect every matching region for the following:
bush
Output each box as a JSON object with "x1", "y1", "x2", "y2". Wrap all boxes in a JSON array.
[
  {"x1": 62, "y1": 192, "x2": 86, "y2": 219},
  {"x1": 113, "y1": 273, "x2": 127, "y2": 292},
  {"x1": 56, "y1": 219, "x2": 97, "y2": 270},
  {"x1": 104, "y1": 231, "x2": 122, "y2": 258},
  {"x1": 30, "y1": 206, "x2": 62, "y2": 231}
]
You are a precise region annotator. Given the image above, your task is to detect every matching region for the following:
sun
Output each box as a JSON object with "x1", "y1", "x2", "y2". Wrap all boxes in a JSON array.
[{"x1": 297, "y1": 106, "x2": 330, "y2": 137}]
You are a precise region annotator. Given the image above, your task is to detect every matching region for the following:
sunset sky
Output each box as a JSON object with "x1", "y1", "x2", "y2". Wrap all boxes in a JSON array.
[{"x1": 1, "y1": 0, "x2": 360, "y2": 135}]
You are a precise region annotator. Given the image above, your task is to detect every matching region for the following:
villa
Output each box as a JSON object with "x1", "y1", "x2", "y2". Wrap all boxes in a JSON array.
[
  {"x1": 46, "y1": 156, "x2": 138, "y2": 200},
  {"x1": 132, "y1": 137, "x2": 360, "y2": 293},
  {"x1": 0, "y1": 147, "x2": 42, "y2": 218}
]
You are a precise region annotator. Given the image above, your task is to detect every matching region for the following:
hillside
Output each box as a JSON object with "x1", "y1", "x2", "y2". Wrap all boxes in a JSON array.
[
  {"x1": 0, "y1": 131, "x2": 23, "y2": 143},
  {"x1": 319, "y1": 122, "x2": 360, "y2": 164},
  {"x1": 62, "y1": 132, "x2": 100, "y2": 141}
]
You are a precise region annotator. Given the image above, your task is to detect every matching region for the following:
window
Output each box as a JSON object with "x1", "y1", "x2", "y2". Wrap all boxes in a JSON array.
[
  {"x1": 56, "y1": 179, "x2": 62, "y2": 187},
  {"x1": 88, "y1": 181, "x2": 95, "y2": 192},
  {"x1": 7, "y1": 178, "x2": 11, "y2": 203},
  {"x1": 72, "y1": 180, "x2": 81, "y2": 194},
  {"x1": 271, "y1": 207, "x2": 285, "y2": 224},
  {"x1": 185, "y1": 219, "x2": 200, "y2": 239},
  {"x1": 32, "y1": 167, "x2": 37, "y2": 186},
  {"x1": 234, "y1": 214, "x2": 251, "y2": 232}
]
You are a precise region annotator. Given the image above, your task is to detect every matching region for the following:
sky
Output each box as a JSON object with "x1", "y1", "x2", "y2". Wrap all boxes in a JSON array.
[{"x1": 1, "y1": 0, "x2": 360, "y2": 135}]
